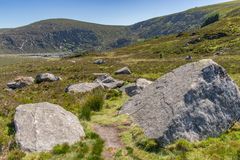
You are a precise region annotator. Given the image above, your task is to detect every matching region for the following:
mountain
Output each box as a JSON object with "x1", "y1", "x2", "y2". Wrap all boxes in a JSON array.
[
  {"x1": 0, "y1": 20, "x2": 132, "y2": 54},
  {"x1": 0, "y1": 0, "x2": 240, "y2": 54}
]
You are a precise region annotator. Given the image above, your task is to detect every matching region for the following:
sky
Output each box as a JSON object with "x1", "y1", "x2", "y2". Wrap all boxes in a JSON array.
[{"x1": 0, "y1": 0, "x2": 232, "y2": 28}]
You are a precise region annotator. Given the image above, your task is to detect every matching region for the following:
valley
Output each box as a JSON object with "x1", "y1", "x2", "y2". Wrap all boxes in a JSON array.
[{"x1": 1, "y1": 1, "x2": 240, "y2": 160}]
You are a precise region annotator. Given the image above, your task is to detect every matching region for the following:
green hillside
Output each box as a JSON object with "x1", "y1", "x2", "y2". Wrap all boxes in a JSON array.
[{"x1": 1, "y1": 0, "x2": 240, "y2": 54}]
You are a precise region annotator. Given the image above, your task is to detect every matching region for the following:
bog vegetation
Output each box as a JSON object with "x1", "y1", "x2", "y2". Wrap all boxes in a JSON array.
[{"x1": 0, "y1": 1, "x2": 240, "y2": 160}]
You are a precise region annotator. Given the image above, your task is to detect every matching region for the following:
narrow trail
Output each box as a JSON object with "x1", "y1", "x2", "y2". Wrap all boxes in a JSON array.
[{"x1": 93, "y1": 124, "x2": 124, "y2": 160}]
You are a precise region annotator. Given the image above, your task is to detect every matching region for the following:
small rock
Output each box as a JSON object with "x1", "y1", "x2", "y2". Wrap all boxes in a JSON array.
[
  {"x1": 121, "y1": 78, "x2": 152, "y2": 97},
  {"x1": 14, "y1": 102, "x2": 85, "y2": 152},
  {"x1": 115, "y1": 67, "x2": 131, "y2": 75},
  {"x1": 176, "y1": 32, "x2": 184, "y2": 37},
  {"x1": 187, "y1": 37, "x2": 202, "y2": 44},
  {"x1": 94, "y1": 59, "x2": 105, "y2": 65},
  {"x1": 203, "y1": 33, "x2": 227, "y2": 40},
  {"x1": 95, "y1": 75, "x2": 124, "y2": 89},
  {"x1": 214, "y1": 51, "x2": 224, "y2": 56},
  {"x1": 7, "y1": 76, "x2": 34, "y2": 90},
  {"x1": 93, "y1": 73, "x2": 110, "y2": 81},
  {"x1": 185, "y1": 55, "x2": 192, "y2": 61},
  {"x1": 35, "y1": 73, "x2": 61, "y2": 83},
  {"x1": 120, "y1": 84, "x2": 140, "y2": 97},
  {"x1": 93, "y1": 73, "x2": 109, "y2": 78},
  {"x1": 66, "y1": 82, "x2": 101, "y2": 93}
]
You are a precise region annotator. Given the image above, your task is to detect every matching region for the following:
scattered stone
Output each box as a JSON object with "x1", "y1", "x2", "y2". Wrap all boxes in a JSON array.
[
  {"x1": 7, "y1": 76, "x2": 34, "y2": 90},
  {"x1": 94, "y1": 59, "x2": 105, "y2": 65},
  {"x1": 95, "y1": 75, "x2": 124, "y2": 89},
  {"x1": 120, "y1": 59, "x2": 240, "y2": 146},
  {"x1": 185, "y1": 55, "x2": 192, "y2": 61},
  {"x1": 214, "y1": 51, "x2": 224, "y2": 56},
  {"x1": 93, "y1": 73, "x2": 109, "y2": 78},
  {"x1": 94, "y1": 73, "x2": 110, "y2": 81},
  {"x1": 65, "y1": 82, "x2": 101, "y2": 93},
  {"x1": 14, "y1": 102, "x2": 85, "y2": 152},
  {"x1": 187, "y1": 37, "x2": 202, "y2": 44},
  {"x1": 121, "y1": 78, "x2": 152, "y2": 97},
  {"x1": 120, "y1": 84, "x2": 140, "y2": 97},
  {"x1": 203, "y1": 32, "x2": 227, "y2": 40},
  {"x1": 176, "y1": 32, "x2": 184, "y2": 38},
  {"x1": 115, "y1": 67, "x2": 131, "y2": 75},
  {"x1": 35, "y1": 73, "x2": 61, "y2": 83}
]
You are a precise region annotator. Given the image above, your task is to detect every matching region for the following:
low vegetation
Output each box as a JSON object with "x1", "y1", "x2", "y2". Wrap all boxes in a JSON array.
[
  {"x1": 22, "y1": 131, "x2": 104, "y2": 160},
  {"x1": 79, "y1": 90, "x2": 105, "y2": 121},
  {"x1": 0, "y1": 1, "x2": 240, "y2": 159},
  {"x1": 201, "y1": 13, "x2": 219, "y2": 28}
]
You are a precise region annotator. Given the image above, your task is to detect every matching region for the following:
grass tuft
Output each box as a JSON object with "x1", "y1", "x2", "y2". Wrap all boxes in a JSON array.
[{"x1": 79, "y1": 90, "x2": 105, "y2": 121}]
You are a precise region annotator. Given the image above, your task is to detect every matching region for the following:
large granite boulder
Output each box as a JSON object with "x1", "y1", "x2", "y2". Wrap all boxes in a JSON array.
[
  {"x1": 66, "y1": 82, "x2": 101, "y2": 93},
  {"x1": 14, "y1": 102, "x2": 85, "y2": 152},
  {"x1": 7, "y1": 76, "x2": 35, "y2": 90},
  {"x1": 115, "y1": 67, "x2": 131, "y2": 75},
  {"x1": 95, "y1": 74, "x2": 124, "y2": 89},
  {"x1": 120, "y1": 59, "x2": 240, "y2": 146},
  {"x1": 35, "y1": 73, "x2": 61, "y2": 83}
]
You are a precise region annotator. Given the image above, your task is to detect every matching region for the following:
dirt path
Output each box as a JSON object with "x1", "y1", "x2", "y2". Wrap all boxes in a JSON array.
[{"x1": 93, "y1": 124, "x2": 124, "y2": 159}]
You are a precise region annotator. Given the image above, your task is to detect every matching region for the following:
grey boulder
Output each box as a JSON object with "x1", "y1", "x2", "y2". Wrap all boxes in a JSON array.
[
  {"x1": 94, "y1": 59, "x2": 105, "y2": 65},
  {"x1": 120, "y1": 83, "x2": 140, "y2": 97},
  {"x1": 35, "y1": 73, "x2": 61, "y2": 83},
  {"x1": 7, "y1": 76, "x2": 35, "y2": 90},
  {"x1": 93, "y1": 73, "x2": 109, "y2": 78},
  {"x1": 66, "y1": 82, "x2": 101, "y2": 93},
  {"x1": 95, "y1": 74, "x2": 124, "y2": 89},
  {"x1": 115, "y1": 67, "x2": 131, "y2": 75},
  {"x1": 120, "y1": 59, "x2": 240, "y2": 146},
  {"x1": 14, "y1": 102, "x2": 85, "y2": 152},
  {"x1": 121, "y1": 78, "x2": 152, "y2": 97}
]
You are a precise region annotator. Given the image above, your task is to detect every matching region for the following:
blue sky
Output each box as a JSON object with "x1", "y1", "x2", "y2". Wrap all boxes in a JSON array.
[{"x1": 0, "y1": 0, "x2": 231, "y2": 28}]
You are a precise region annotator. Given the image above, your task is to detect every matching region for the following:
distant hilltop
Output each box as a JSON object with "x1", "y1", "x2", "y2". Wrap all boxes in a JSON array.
[{"x1": 0, "y1": 0, "x2": 240, "y2": 54}]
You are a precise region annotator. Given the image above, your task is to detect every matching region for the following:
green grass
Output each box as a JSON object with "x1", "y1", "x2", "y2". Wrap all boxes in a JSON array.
[
  {"x1": 0, "y1": 55, "x2": 40, "y2": 67},
  {"x1": 79, "y1": 89, "x2": 105, "y2": 121},
  {"x1": 23, "y1": 131, "x2": 104, "y2": 160}
]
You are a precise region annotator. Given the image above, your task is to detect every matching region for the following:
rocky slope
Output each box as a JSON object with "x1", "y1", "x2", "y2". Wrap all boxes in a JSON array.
[{"x1": 1, "y1": 1, "x2": 240, "y2": 54}]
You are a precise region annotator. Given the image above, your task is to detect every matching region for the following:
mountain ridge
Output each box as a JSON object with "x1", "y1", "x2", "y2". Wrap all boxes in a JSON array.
[{"x1": 0, "y1": 0, "x2": 240, "y2": 54}]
